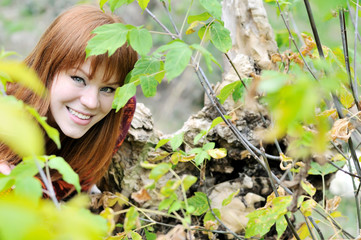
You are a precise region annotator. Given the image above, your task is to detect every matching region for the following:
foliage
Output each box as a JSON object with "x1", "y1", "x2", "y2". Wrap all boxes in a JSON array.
[{"x1": 2, "y1": 0, "x2": 361, "y2": 239}]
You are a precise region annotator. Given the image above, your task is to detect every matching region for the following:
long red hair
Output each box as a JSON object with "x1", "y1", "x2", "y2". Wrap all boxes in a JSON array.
[{"x1": 1, "y1": 5, "x2": 138, "y2": 193}]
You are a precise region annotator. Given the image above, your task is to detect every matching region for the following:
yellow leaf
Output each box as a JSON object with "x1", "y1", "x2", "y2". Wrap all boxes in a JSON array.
[
  {"x1": 339, "y1": 85, "x2": 354, "y2": 109},
  {"x1": 186, "y1": 21, "x2": 205, "y2": 35},
  {"x1": 301, "y1": 180, "x2": 316, "y2": 197},
  {"x1": 0, "y1": 97, "x2": 45, "y2": 157},
  {"x1": 207, "y1": 148, "x2": 227, "y2": 159},
  {"x1": 330, "y1": 211, "x2": 343, "y2": 218},
  {"x1": 280, "y1": 153, "x2": 293, "y2": 170},
  {"x1": 0, "y1": 61, "x2": 46, "y2": 97}
]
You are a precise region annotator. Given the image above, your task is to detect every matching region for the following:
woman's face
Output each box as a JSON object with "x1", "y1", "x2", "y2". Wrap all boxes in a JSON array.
[{"x1": 49, "y1": 60, "x2": 119, "y2": 139}]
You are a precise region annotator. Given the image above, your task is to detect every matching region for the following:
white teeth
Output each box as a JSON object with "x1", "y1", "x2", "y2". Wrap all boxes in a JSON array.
[{"x1": 68, "y1": 108, "x2": 91, "y2": 120}]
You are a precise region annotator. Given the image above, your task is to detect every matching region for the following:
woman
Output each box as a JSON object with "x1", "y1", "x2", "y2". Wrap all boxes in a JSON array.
[{"x1": 0, "y1": 5, "x2": 138, "y2": 199}]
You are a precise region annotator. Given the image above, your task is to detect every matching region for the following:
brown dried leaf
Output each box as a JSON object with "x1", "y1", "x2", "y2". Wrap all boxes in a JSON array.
[
  {"x1": 326, "y1": 196, "x2": 342, "y2": 212},
  {"x1": 157, "y1": 225, "x2": 187, "y2": 240},
  {"x1": 330, "y1": 118, "x2": 354, "y2": 142},
  {"x1": 301, "y1": 33, "x2": 316, "y2": 57},
  {"x1": 131, "y1": 188, "x2": 151, "y2": 203}
]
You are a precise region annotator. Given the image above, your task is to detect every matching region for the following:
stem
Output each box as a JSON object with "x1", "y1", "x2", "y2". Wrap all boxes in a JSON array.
[
  {"x1": 353, "y1": 0, "x2": 360, "y2": 102},
  {"x1": 161, "y1": 1, "x2": 180, "y2": 38},
  {"x1": 303, "y1": 0, "x2": 324, "y2": 58},
  {"x1": 339, "y1": 8, "x2": 360, "y2": 111},
  {"x1": 34, "y1": 157, "x2": 59, "y2": 208},
  {"x1": 321, "y1": 174, "x2": 325, "y2": 208},
  {"x1": 303, "y1": 215, "x2": 317, "y2": 240},
  {"x1": 179, "y1": 0, "x2": 194, "y2": 37}
]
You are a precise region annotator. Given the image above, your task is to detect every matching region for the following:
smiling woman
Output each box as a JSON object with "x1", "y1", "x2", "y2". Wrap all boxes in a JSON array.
[{"x1": 0, "y1": 5, "x2": 138, "y2": 200}]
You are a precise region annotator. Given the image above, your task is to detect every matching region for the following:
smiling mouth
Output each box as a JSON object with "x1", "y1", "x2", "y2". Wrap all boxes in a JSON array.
[{"x1": 67, "y1": 107, "x2": 92, "y2": 120}]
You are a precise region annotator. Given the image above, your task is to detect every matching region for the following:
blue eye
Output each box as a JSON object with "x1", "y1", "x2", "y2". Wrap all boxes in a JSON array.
[
  {"x1": 101, "y1": 87, "x2": 115, "y2": 93},
  {"x1": 71, "y1": 76, "x2": 85, "y2": 85}
]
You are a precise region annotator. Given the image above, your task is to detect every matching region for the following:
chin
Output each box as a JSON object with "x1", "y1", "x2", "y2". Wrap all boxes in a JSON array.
[{"x1": 62, "y1": 129, "x2": 86, "y2": 139}]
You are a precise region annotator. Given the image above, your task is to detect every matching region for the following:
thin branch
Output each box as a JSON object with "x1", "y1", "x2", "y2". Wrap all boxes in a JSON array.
[
  {"x1": 145, "y1": 8, "x2": 176, "y2": 40},
  {"x1": 339, "y1": 8, "x2": 360, "y2": 111},
  {"x1": 161, "y1": 1, "x2": 180, "y2": 38},
  {"x1": 353, "y1": 0, "x2": 360, "y2": 102},
  {"x1": 303, "y1": 0, "x2": 324, "y2": 58},
  {"x1": 34, "y1": 158, "x2": 59, "y2": 208},
  {"x1": 348, "y1": 0, "x2": 361, "y2": 43}
]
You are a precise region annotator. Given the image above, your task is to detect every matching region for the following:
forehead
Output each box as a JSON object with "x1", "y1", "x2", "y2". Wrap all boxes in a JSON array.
[{"x1": 73, "y1": 59, "x2": 119, "y2": 84}]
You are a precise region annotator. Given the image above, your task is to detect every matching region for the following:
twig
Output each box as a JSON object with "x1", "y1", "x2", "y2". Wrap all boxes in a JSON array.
[
  {"x1": 34, "y1": 157, "x2": 59, "y2": 208},
  {"x1": 339, "y1": 8, "x2": 360, "y2": 111},
  {"x1": 160, "y1": 1, "x2": 180, "y2": 38},
  {"x1": 353, "y1": 0, "x2": 360, "y2": 102},
  {"x1": 348, "y1": 0, "x2": 361, "y2": 43},
  {"x1": 303, "y1": 0, "x2": 325, "y2": 58}
]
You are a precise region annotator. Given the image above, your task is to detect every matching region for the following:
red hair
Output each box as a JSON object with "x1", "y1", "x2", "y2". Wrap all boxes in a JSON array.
[{"x1": 2, "y1": 5, "x2": 138, "y2": 197}]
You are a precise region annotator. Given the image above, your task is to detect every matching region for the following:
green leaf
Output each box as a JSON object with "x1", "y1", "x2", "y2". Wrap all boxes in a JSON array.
[
  {"x1": 199, "y1": 0, "x2": 222, "y2": 19},
  {"x1": 194, "y1": 150, "x2": 209, "y2": 166},
  {"x1": 160, "y1": 180, "x2": 181, "y2": 197},
  {"x1": 203, "y1": 142, "x2": 215, "y2": 151},
  {"x1": 159, "y1": 194, "x2": 176, "y2": 211},
  {"x1": 108, "y1": 0, "x2": 129, "y2": 12},
  {"x1": 130, "y1": 231, "x2": 142, "y2": 240},
  {"x1": 13, "y1": 176, "x2": 42, "y2": 202},
  {"x1": 0, "y1": 96, "x2": 45, "y2": 157},
  {"x1": 0, "y1": 177, "x2": 15, "y2": 192},
  {"x1": 149, "y1": 163, "x2": 172, "y2": 181},
  {"x1": 191, "y1": 43, "x2": 222, "y2": 72},
  {"x1": 165, "y1": 43, "x2": 192, "y2": 81},
  {"x1": 140, "y1": 75, "x2": 158, "y2": 97},
  {"x1": 194, "y1": 130, "x2": 208, "y2": 144},
  {"x1": 188, "y1": 12, "x2": 212, "y2": 23},
  {"x1": 129, "y1": 28, "x2": 152, "y2": 56},
  {"x1": 203, "y1": 208, "x2": 221, "y2": 223},
  {"x1": 48, "y1": 157, "x2": 81, "y2": 193},
  {"x1": 232, "y1": 78, "x2": 251, "y2": 102},
  {"x1": 301, "y1": 180, "x2": 316, "y2": 197},
  {"x1": 112, "y1": 82, "x2": 137, "y2": 112},
  {"x1": 145, "y1": 229, "x2": 157, "y2": 240},
  {"x1": 198, "y1": 25, "x2": 212, "y2": 42},
  {"x1": 138, "y1": 0, "x2": 150, "y2": 10},
  {"x1": 170, "y1": 132, "x2": 184, "y2": 151},
  {"x1": 26, "y1": 106, "x2": 60, "y2": 149},
  {"x1": 0, "y1": 48, "x2": 19, "y2": 59},
  {"x1": 276, "y1": 215, "x2": 288, "y2": 240},
  {"x1": 308, "y1": 161, "x2": 345, "y2": 175},
  {"x1": 155, "y1": 139, "x2": 170, "y2": 150},
  {"x1": 217, "y1": 81, "x2": 242, "y2": 104},
  {"x1": 187, "y1": 192, "x2": 209, "y2": 216},
  {"x1": 258, "y1": 70, "x2": 288, "y2": 93},
  {"x1": 182, "y1": 175, "x2": 197, "y2": 191},
  {"x1": 86, "y1": 23, "x2": 129, "y2": 58},
  {"x1": 10, "y1": 157, "x2": 42, "y2": 179},
  {"x1": 210, "y1": 21, "x2": 232, "y2": 53},
  {"x1": 168, "y1": 200, "x2": 182, "y2": 213},
  {"x1": 130, "y1": 56, "x2": 164, "y2": 84},
  {"x1": 0, "y1": 61, "x2": 46, "y2": 97},
  {"x1": 300, "y1": 199, "x2": 317, "y2": 217},
  {"x1": 222, "y1": 189, "x2": 239, "y2": 206},
  {"x1": 124, "y1": 207, "x2": 139, "y2": 232}
]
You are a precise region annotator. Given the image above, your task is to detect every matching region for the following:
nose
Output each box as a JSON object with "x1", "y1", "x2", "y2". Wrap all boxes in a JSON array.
[{"x1": 80, "y1": 87, "x2": 99, "y2": 109}]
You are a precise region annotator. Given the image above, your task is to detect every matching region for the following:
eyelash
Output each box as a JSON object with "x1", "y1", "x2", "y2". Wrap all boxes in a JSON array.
[
  {"x1": 71, "y1": 76, "x2": 85, "y2": 85},
  {"x1": 71, "y1": 76, "x2": 115, "y2": 93}
]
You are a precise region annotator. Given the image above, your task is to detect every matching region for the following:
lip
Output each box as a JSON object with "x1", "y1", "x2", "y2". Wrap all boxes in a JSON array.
[{"x1": 67, "y1": 107, "x2": 93, "y2": 126}]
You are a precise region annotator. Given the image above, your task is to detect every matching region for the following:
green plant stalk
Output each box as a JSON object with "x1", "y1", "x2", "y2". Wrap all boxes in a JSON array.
[
  {"x1": 169, "y1": 169, "x2": 189, "y2": 216},
  {"x1": 179, "y1": 0, "x2": 194, "y2": 37}
]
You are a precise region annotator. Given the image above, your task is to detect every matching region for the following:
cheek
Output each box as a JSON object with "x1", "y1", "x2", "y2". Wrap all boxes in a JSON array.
[{"x1": 100, "y1": 97, "x2": 114, "y2": 115}]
